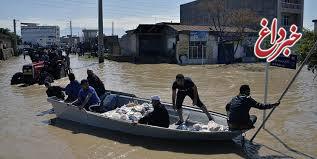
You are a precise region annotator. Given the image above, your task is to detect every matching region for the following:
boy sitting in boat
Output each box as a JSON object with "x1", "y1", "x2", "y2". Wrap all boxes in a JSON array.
[
  {"x1": 136, "y1": 96, "x2": 170, "y2": 128},
  {"x1": 226, "y1": 85, "x2": 280, "y2": 130},
  {"x1": 71, "y1": 79, "x2": 101, "y2": 111}
]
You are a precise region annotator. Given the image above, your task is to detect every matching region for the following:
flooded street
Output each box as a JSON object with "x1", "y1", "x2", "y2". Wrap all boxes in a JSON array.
[{"x1": 0, "y1": 55, "x2": 316, "y2": 159}]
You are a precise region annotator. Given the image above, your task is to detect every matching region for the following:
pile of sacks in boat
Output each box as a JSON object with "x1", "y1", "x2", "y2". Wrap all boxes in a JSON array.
[
  {"x1": 101, "y1": 102, "x2": 153, "y2": 122},
  {"x1": 177, "y1": 121, "x2": 229, "y2": 132}
]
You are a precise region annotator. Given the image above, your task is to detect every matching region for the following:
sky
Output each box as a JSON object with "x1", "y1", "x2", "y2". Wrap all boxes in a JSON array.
[{"x1": 0, "y1": 0, "x2": 316, "y2": 37}]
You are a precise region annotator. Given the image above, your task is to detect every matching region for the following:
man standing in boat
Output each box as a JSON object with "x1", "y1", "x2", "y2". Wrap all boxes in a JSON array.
[
  {"x1": 172, "y1": 74, "x2": 213, "y2": 125},
  {"x1": 226, "y1": 85, "x2": 280, "y2": 130}
]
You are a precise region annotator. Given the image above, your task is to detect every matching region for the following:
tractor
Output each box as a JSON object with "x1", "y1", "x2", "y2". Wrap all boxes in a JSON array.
[{"x1": 11, "y1": 49, "x2": 70, "y2": 85}]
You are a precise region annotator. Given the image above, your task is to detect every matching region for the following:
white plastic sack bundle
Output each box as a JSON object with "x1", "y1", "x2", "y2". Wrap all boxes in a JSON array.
[
  {"x1": 128, "y1": 112, "x2": 143, "y2": 122},
  {"x1": 192, "y1": 123, "x2": 203, "y2": 131},
  {"x1": 142, "y1": 103, "x2": 153, "y2": 111},
  {"x1": 116, "y1": 107, "x2": 131, "y2": 114},
  {"x1": 131, "y1": 105, "x2": 145, "y2": 114},
  {"x1": 120, "y1": 114, "x2": 129, "y2": 120},
  {"x1": 134, "y1": 112, "x2": 143, "y2": 119},
  {"x1": 207, "y1": 121, "x2": 228, "y2": 131},
  {"x1": 110, "y1": 112, "x2": 121, "y2": 120},
  {"x1": 102, "y1": 102, "x2": 154, "y2": 122},
  {"x1": 189, "y1": 121, "x2": 228, "y2": 132}
]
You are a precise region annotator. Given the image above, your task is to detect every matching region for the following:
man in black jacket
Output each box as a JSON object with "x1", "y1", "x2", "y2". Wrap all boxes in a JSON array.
[
  {"x1": 138, "y1": 96, "x2": 170, "y2": 128},
  {"x1": 87, "y1": 69, "x2": 106, "y2": 97},
  {"x1": 172, "y1": 74, "x2": 213, "y2": 125},
  {"x1": 226, "y1": 85, "x2": 280, "y2": 130},
  {"x1": 44, "y1": 82, "x2": 65, "y2": 100}
]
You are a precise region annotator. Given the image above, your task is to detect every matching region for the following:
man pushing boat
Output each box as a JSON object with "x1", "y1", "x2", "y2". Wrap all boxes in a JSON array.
[
  {"x1": 226, "y1": 85, "x2": 280, "y2": 130},
  {"x1": 172, "y1": 74, "x2": 213, "y2": 125}
]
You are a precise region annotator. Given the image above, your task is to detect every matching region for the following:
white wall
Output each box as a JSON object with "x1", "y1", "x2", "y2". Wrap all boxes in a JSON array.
[
  {"x1": 119, "y1": 33, "x2": 137, "y2": 56},
  {"x1": 21, "y1": 26, "x2": 60, "y2": 46}
]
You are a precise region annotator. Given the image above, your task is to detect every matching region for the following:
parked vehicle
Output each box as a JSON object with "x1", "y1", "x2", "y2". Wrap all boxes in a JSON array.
[{"x1": 11, "y1": 49, "x2": 70, "y2": 85}]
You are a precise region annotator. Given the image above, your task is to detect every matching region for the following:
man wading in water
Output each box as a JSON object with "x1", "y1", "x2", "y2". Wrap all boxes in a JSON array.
[{"x1": 172, "y1": 74, "x2": 213, "y2": 125}]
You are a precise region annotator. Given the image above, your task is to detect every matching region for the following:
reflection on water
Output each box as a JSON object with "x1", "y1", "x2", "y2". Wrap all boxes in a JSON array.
[{"x1": 0, "y1": 55, "x2": 316, "y2": 159}]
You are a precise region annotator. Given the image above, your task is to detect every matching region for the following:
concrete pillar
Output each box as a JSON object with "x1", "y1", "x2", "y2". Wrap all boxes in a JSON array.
[{"x1": 176, "y1": 33, "x2": 189, "y2": 64}]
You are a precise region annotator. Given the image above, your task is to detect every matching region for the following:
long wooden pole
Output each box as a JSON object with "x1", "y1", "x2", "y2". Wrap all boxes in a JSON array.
[{"x1": 250, "y1": 41, "x2": 317, "y2": 142}]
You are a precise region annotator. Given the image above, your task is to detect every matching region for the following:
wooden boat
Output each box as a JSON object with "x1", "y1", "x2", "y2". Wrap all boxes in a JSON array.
[{"x1": 47, "y1": 94, "x2": 245, "y2": 141}]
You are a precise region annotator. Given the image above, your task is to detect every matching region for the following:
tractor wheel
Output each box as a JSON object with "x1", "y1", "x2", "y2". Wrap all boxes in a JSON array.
[{"x1": 11, "y1": 72, "x2": 24, "y2": 85}]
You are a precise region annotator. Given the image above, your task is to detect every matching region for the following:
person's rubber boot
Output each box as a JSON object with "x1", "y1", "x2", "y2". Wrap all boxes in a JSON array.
[{"x1": 175, "y1": 120, "x2": 184, "y2": 125}]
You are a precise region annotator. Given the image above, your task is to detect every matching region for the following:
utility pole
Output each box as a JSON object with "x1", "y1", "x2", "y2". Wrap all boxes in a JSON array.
[
  {"x1": 263, "y1": 62, "x2": 269, "y2": 128},
  {"x1": 13, "y1": 19, "x2": 18, "y2": 56},
  {"x1": 13, "y1": 19, "x2": 17, "y2": 35},
  {"x1": 69, "y1": 20, "x2": 73, "y2": 48},
  {"x1": 98, "y1": 0, "x2": 104, "y2": 63}
]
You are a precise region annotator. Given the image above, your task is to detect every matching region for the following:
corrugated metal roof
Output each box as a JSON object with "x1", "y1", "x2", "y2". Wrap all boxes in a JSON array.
[{"x1": 167, "y1": 24, "x2": 256, "y2": 33}]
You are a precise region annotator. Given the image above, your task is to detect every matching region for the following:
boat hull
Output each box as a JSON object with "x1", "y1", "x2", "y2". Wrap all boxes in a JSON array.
[{"x1": 48, "y1": 95, "x2": 243, "y2": 141}]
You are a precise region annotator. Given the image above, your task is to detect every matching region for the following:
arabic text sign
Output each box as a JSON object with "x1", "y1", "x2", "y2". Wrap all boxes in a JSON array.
[
  {"x1": 190, "y1": 31, "x2": 208, "y2": 42},
  {"x1": 270, "y1": 54, "x2": 297, "y2": 69},
  {"x1": 254, "y1": 18, "x2": 302, "y2": 63}
]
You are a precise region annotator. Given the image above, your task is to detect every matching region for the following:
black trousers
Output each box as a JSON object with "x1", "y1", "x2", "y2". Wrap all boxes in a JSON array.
[
  {"x1": 176, "y1": 90, "x2": 204, "y2": 109},
  {"x1": 228, "y1": 115, "x2": 257, "y2": 131}
]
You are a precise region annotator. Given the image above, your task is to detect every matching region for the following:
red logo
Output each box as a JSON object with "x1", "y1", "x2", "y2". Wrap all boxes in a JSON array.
[{"x1": 254, "y1": 18, "x2": 302, "y2": 63}]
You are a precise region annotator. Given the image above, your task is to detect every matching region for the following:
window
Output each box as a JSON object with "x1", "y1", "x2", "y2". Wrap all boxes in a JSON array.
[
  {"x1": 189, "y1": 41, "x2": 206, "y2": 59},
  {"x1": 282, "y1": 15, "x2": 289, "y2": 26}
]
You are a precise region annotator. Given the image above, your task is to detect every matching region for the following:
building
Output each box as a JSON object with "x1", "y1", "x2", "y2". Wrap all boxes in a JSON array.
[
  {"x1": 21, "y1": 23, "x2": 60, "y2": 47},
  {"x1": 120, "y1": 30, "x2": 138, "y2": 57},
  {"x1": 104, "y1": 36, "x2": 120, "y2": 56},
  {"x1": 60, "y1": 35, "x2": 80, "y2": 47},
  {"x1": 0, "y1": 32, "x2": 15, "y2": 60},
  {"x1": 313, "y1": 19, "x2": 317, "y2": 33},
  {"x1": 82, "y1": 29, "x2": 98, "y2": 43},
  {"x1": 120, "y1": 23, "x2": 256, "y2": 64},
  {"x1": 180, "y1": 0, "x2": 304, "y2": 30}
]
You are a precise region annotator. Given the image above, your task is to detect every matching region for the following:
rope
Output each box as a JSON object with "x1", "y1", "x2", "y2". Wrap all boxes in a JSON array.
[{"x1": 250, "y1": 40, "x2": 317, "y2": 142}]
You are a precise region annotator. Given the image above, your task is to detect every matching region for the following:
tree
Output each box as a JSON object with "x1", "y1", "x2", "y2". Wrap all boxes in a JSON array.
[
  {"x1": 229, "y1": 9, "x2": 259, "y2": 55},
  {"x1": 199, "y1": 0, "x2": 258, "y2": 63},
  {"x1": 295, "y1": 28, "x2": 317, "y2": 79},
  {"x1": 0, "y1": 28, "x2": 19, "y2": 43}
]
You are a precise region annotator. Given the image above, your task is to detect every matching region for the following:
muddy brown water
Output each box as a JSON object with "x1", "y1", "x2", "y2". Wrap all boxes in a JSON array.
[{"x1": 0, "y1": 55, "x2": 316, "y2": 159}]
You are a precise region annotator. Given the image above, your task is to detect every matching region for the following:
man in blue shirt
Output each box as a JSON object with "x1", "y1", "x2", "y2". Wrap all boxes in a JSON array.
[
  {"x1": 64, "y1": 73, "x2": 81, "y2": 102},
  {"x1": 72, "y1": 79, "x2": 101, "y2": 111}
]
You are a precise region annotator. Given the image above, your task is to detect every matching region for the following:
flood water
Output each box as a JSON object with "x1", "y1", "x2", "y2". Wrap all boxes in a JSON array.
[{"x1": 0, "y1": 55, "x2": 316, "y2": 159}]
